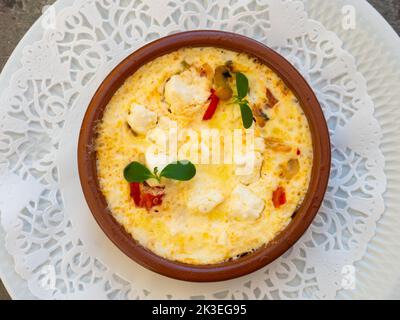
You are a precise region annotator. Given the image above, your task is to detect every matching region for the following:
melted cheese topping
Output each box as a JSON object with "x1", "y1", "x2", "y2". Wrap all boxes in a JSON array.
[{"x1": 96, "y1": 47, "x2": 313, "y2": 265}]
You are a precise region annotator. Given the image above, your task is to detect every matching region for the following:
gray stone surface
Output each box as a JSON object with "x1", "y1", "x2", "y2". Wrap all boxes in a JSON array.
[
  {"x1": 0, "y1": 0, "x2": 399, "y2": 300},
  {"x1": 368, "y1": 0, "x2": 400, "y2": 34},
  {"x1": 0, "y1": 0, "x2": 55, "y2": 69}
]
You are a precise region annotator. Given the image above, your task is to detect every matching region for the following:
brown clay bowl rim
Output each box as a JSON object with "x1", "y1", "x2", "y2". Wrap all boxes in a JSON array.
[{"x1": 78, "y1": 30, "x2": 331, "y2": 282}]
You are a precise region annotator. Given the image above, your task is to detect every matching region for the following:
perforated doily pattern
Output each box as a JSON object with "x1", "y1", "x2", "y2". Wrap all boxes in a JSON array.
[{"x1": 0, "y1": 0, "x2": 385, "y2": 299}]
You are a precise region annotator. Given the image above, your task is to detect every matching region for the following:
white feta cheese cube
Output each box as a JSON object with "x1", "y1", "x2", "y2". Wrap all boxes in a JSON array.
[
  {"x1": 228, "y1": 185, "x2": 265, "y2": 219},
  {"x1": 127, "y1": 103, "x2": 157, "y2": 135},
  {"x1": 164, "y1": 68, "x2": 211, "y2": 115},
  {"x1": 235, "y1": 152, "x2": 264, "y2": 185}
]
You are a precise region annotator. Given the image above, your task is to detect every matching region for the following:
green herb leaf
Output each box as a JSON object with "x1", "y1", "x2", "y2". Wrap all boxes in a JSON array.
[
  {"x1": 160, "y1": 161, "x2": 196, "y2": 181},
  {"x1": 124, "y1": 161, "x2": 154, "y2": 183},
  {"x1": 236, "y1": 72, "x2": 249, "y2": 99},
  {"x1": 240, "y1": 103, "x2": 254, "y2": 129}
]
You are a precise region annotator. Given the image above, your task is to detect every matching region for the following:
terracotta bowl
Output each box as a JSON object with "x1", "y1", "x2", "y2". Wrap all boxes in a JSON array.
[{"x1": 78, "y1": 30, "x2": 331, "y2": 282}]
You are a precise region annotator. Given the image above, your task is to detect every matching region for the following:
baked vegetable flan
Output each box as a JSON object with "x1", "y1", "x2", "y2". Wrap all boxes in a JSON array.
[{"x1": 95, "y1": 47, "x2": 313, "y2": 265}]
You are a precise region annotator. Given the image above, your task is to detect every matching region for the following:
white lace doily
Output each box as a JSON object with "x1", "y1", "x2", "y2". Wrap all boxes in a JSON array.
[{"x1": 0, "y1": 0, "x2": 390, "y2": 299}]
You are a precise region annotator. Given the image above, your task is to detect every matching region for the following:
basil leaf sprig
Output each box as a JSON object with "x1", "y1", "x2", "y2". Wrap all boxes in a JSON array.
[
  {"x1": 236, "y1": 72, "x2": 249, "y2": 99},
  {"x1": 233, "y1": 72, "x2": 253, "y2": 129},
  {"x1": 123, "y1": 162, "x2": 154, "y2": 182},
  {"x1": 124, "y1": 160, "x2": 196, "y2": 183}
]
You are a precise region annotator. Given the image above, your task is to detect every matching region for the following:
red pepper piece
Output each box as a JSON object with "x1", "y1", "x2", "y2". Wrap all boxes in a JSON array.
[
  {"x1": 129, "y1": 182, "x2": 165, "y2": 210},
  {"x1": 296, "y1": 148, "x2": 301, "y2": 156},
  {"x1": 129, "y1": 182, "x2": 141, "y2": 206},
  {"x1": 272, "y1": 186, "x2": 286, "y2": 208},
  {"x1": 141, "y1": 193, "x2": 164, "y2": 210},
  {"x1": 140, "y1": 184, "x2": 165, "y2": 210},
  {"x1": 202, "y1": 89, "x2": 220, "y2": 120}
]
